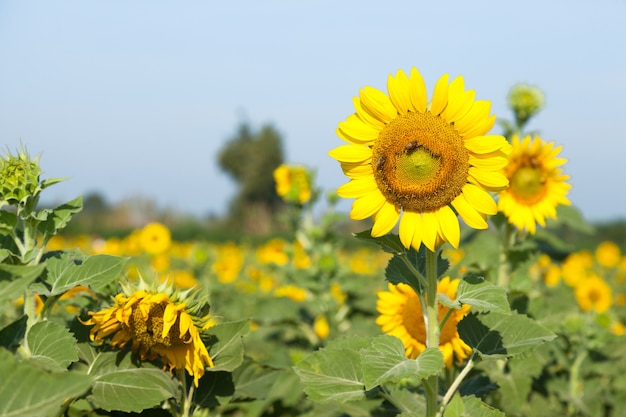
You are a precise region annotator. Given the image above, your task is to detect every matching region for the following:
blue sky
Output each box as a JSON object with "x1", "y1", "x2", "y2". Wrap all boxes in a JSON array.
[{"x1": 1, "y1": 0, "x2": 625, "y2": 222}]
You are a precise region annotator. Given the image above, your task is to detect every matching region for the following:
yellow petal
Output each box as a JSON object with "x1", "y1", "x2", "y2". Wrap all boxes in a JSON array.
[
  {"x1": 337, "y1": 114, "x2": 380, "y2": 144},
  {"x1": 464, "y1": 135, "x2": 508, "y2": 154},
  {"x1": 328, "y1": 145, "x2": 372, "y2": 163},
  {"x1": 429, "y1": 73, "x2": 449, "y2": 116},
  {"x1": 453, "y1": 100, "x2": 494, "y2": 137},
  {"x1": 162, "y1": 303, "x2": 178, "y2": 338},
  {"x1": 451, "y1": 193, "x2": 488, "y2": 229},
  {"x1": 340, "y1": 162, "x2": 372, "y2": 179},
  {"x1": 437, "y1": 205, "x2": 460, "y2": 248},
  {"x1": 350, "y1": 192, "x2": 386, "y2": 220},
  {"x1": 179, "y1": 310, "x2": 192, "y2": 336},
  {"x1": 399, "y1": 211, "x2": 417, "y2": 249},
  {"x1": 337, "y1": 177, "x2": 378, "y2": 198},
  {"x1": 468, "y1": 167, "x2": 509, "y2": 190},
  {"x1": 462, "y1": 183, "x2": 497, "y2": 215},
  {"x1": 387, "y1": 69, "x2": 411, "y2": 115},
  {"x1": 371, "y1": 202, "x2": 400, "y2": 237},
  {"x1": 442, "y1": 76, "x2": 475, "y2": 122},
  {"x1": 469, "y1": 152, "x2": 510, "y2": 170},
  {"x1": 408, "y1": 67, "x2": 428, "y2": 113},
  {"x1": 359, "y1": 86, "x2": 397, "y2": 124},
  {"x1": 353, "y1": 97, "x2": 385, "y2": 130},
  {"x1": 421, "y1": 212, "x2": 439, "y2": 251}
]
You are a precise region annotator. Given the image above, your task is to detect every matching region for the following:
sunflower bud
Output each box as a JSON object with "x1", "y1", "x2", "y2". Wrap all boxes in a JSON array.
[
  {"x1": 507, "y1": 83, "x2": 545, "y2": 127},
  {"x1": 273, "y1": 164, "x2": 313, "y2": 204},
  {"x1": 0, "y1": 147, "x2": 42, "y2": 208}
]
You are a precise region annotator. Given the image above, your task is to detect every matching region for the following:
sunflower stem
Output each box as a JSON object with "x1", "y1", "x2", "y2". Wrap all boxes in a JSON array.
[
  {"x1": 424, "y1": 248, "x2": 440, "y2": 417},
  {"x1": 437, "y1": 354, "x2": 476, "y2": 416},
  {"x1": 497, "y1": 222, "x2": 514, "y2": 288}
]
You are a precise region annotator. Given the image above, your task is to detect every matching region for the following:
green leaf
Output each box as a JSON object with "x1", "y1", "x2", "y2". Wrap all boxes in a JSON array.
[
  {"x1": 294, "y1": 336, "x2": 371, "y2": 403},
  {"x1": 360, "y1": 335, "x2": 444, "y2": 390},
  {"x1": 88, "y1": 350, "x2": 178, "y2": 412},
  {"x1": 0, "y1": 348, "x2": 91, "y2": 417},
  {"x1": 353, "y1": 230, "x2": 406, "y2": 255},
  {"x1": 456, "y1": 275, "x2": 510, "y2": 314},
  {"x1": 230, "y1": 357, "x2": 281, "y2": 400},
  {"x1": 385, "y1": 245, "x2": 450, "y2": 291},
  {"x1": 26, "y1": 321, "x2": 79, "y2": 372},
  {"x1": 46, "y1": 252, "x2": 129, "y2": 295},
  {"x1": 458, "y1": 312, "x2": 556, "y2": 360},
  {"x1": 461, "y1": 395, "x2": 506, "y2": 416},
  {"x1": 0, "y1": 263, "x2": 46, "y2": 305},
  {"x1": 0, "y1": 210, "x2": 18, "y2": 234},
  {"x1": 37, "y1": 195, "x2": 82, "y2": 236},
  {"x1": 194, "y1": 371, "x2": 235, "y2": 407},
  {"x1": 0, "y1": 315, "x2": 27, "y2": 350},
  {"x1": 203, "y1": 319, "x2": 250, "y2": 372}
]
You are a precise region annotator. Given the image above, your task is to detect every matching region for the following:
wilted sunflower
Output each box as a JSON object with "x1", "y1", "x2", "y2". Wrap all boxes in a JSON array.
[
  {"x1": 83, "y1": 281, "x2": 214, "y2": 387},
  {"x1": 376, "y1": 277, "x2": 471, "y2": 368},
  {"x1": 498, "y1": 135, "x2": 571, "y2": 234},
  {"x1": 329, "y1": 68, "x2": 510, "y2": 251}
]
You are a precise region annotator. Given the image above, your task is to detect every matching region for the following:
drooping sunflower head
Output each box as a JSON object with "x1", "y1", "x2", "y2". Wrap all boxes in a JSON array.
[
  {"x1": 498, "y1": 135, "x2": 571, "y2": 234},
  {"x1": 376, "y1": 277, "x2": 472, "y2": 368},
  {"x1": 83, "y1": 279, "x2": 214, "y2": 387},
  {"x1": 329, "y1": 68, "x2": 510, "y2": 251}
]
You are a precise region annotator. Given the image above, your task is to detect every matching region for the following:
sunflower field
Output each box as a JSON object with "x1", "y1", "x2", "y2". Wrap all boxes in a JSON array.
[{"x1": 1, "y1": 68, "x2": 625, "y2": 417}]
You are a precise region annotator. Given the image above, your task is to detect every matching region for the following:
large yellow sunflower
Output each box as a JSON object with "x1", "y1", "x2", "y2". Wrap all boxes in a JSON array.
[
  {"x1": 498, "y1": 135, "x2": 571, "y2": 234},
  {"x1": 376, "y1": 277, "x2": 472, "y2": 368},
  {"x1": 83, "y1": 282, "x2": 214, "y2": 387},
  {"x1": 329, "y1": 68, "x2": 510, "y2": 251}
]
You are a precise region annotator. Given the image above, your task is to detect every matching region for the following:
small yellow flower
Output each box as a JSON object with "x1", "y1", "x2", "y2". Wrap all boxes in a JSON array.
[
  {"x1": 83, "y1": 282, "x2": 214, "y2": 387},
  {"x1": 139, "y1": 222, "x2": 172, "y2": 255},
  {"x1": 330, "y1": 283, "x2": 347, "y2": 305},
  {"x1": 610, "y1": 321, "x2": 625, "y2": 336},
  {"x1": 212, "y1": 242, "x2": 244, "y2": 284},
  {"x1": 595, "y1": 241, "x2": 621, "y2": 269},
  {"x1": 273, "y1": 164, "x2": 313, "y2": 204},
  {"x1": 256, "y1": 238, "x2": 289, "y2": 266},
  {"x1": 574, "y1": 273, "x2": 613, "y2": 314},
  {"x1": 314, "y1": 315, "x2": 330, "y2": 340},
  {"x1": 561, "y1": 250, "x2": 594, "y2": 287},
  {"x1": 376, "y1": 277, "x2": 471, "y2": 368},
  {"x1": 498, "y1": 135, "x2": 571, "y2": 234},
  {"x1": 274, "y1": 285, "x2": 308, "y2": 302}
]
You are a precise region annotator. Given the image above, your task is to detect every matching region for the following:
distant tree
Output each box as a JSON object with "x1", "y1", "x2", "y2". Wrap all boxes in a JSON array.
[{"x1": 218, "y1": 122, "x2": 285, "y2": 234}]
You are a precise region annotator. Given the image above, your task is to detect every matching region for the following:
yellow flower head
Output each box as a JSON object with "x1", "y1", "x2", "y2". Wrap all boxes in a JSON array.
[
  {"x1": 376, "y1": 277, "x2": 472, "y2": 368},
  {"x1": 273, "y1": 164, "x2": 313, "y2": 204},
  {"x1": 561, "y1": 250, "x2": 594, "y2": 287},
  {"x1": 274, "y1": 285, "x2": 308, "y2": 302},
  {"x1": 574, "y1": 273, "x2": 613, "y2": 314},
  {"x1": 139, "y1": 222, "x2": 172, "y2": 255},
  {"x1": 498, "y1": 135, "x2": 571, "y2": 234},
  {"x1": 329, "y1": 68, "x2": 510, "y2": 251},
  {"x1": 83, "y1": 281, "x2": 214, "y2": 387},
  {"x1": 212, "y1": 242, "x2": 244, "y2": 284},
  {"x1": 595, "y1": 241, "x2": 621, "y2": 269},
  {"x1": 256, "y1": 238, "x2": 289, "y2": 266}
]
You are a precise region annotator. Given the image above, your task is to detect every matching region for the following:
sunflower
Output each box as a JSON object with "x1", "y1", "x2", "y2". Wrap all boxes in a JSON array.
[
  {"x1": 574, "y1": 273, "x2": 613, "y2": 314},
  {"x1": 498, "y1": 135, "x2": 571, "y2": 234},
  {"x1": 376, "y1": 277, "x2": 472, "y2": 368},
  {"x1": 273, "y1": 164, "x2": 312, "y2": 204},
  {"x1": 329, "y1": 68, "x2": 510, "y2": 251},
  {"x1": 83, "y1": 281, "x2": 214, "y2": 387},
  {"x1": 139, "y1": 222, "x2": 172, "y2": 255}
]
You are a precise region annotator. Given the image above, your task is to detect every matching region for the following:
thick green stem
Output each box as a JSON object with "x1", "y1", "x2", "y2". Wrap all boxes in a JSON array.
[
  {"x1": 497, "y1": 223, "x2": 514, "y2": 288},
  {"x1": 425, "y1": 248, "x2": 440, "y2": 417},
  {"x1": 567, "y1": 350, "x2": 587, "y2": 416}
]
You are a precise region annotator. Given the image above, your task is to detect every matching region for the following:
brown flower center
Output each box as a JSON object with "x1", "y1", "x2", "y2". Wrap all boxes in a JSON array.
[
  {"x1": 372, "y1": 111, "x2": 469, "y2": 212},
  {"x1": 510, "y1": 160, "x2": 547, "y2": 204}
]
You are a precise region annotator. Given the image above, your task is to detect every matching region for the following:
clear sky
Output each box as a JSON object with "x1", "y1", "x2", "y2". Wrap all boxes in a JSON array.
[{"x1": 1, "y1": 0, "x2": 625, "y2": 222}]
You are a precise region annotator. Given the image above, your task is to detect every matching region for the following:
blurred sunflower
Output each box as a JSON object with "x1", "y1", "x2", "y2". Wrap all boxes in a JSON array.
[
  {"x1": 595, "y1": 241, "x2": 621, "y2": 269},
  {"x1": 139, "y1": 222, "x2": 172, "y2": 255},
  {"x1": 498, "y1": 135, "x2": 571, "y2": 234},
  {"x1": 83, "y1": 281, "x2": 214, "y2": 387},
  {"x1": 376, "y1": 277, "x2": 471, "y2": 368},
  {"x1": 329, "y1": 68, "x2": 510, "y2": 251},
  {"x1": 574, "y1": 273, "x2": 613, "y2": 314},
  {"x1": 273, "y1": 164, "x2": 312, "y2": 204}
]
